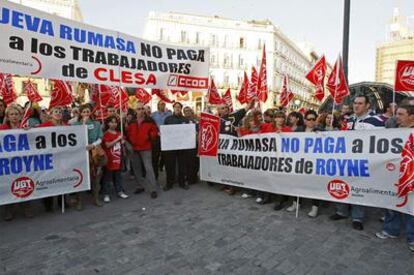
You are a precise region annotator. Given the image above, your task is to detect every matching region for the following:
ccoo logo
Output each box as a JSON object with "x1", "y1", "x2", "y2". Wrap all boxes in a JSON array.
[
  {"x1": 11, "y1": 177, "x2": 35, "y2": 198},
  {"x1": 327, "y1": 179, "x2": 350, "y2": 200}
]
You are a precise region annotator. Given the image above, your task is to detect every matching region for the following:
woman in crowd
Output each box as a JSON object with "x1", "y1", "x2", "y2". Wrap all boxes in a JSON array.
[
  {"x1": 71, "y1": 104, "x2": 104, "y2": 209},
  {"x1": 287, "y1": 111, "x2": 305, "y2": 132},
  {"x1": 102, "y1": 115, "x2": 128, "y2": 202},
  {"x1": 0, "y1": 104, "x2": 34, "y2": 221},
  {"x1": 318, "y1": 113, "x2": 340, "y2": 131},
  {"x1": 127, "y1": 101, "x2": 159, "y2": 198}
]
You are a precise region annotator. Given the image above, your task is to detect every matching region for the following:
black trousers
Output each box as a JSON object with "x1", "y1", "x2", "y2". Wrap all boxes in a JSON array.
[
  {"x1": 164, "y1": 150, "x2": 187, "y2": 187},
  {"x1": 186, "y1": 149, "x2": 198, "y2": 184},
  {"x1": 152, "y1": 138, "x2": 161, "y2": 179}
]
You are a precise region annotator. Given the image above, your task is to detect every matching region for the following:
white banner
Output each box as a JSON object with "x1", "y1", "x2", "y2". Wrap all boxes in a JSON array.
[
  {"x1": 160, "y1": 124, "x2": 196, "y2": 151},
  {"x1": 0, "y1": 1, "x2": 209, "y2": 91},
  {"x1": 200, "y1": 129, "x2": 414, "y2": 215},
  {"x1": 0, "y1": 125, "x2": 90, "y2": 206}
]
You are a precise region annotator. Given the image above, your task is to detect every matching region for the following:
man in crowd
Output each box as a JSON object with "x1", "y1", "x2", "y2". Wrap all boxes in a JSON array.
[
  {"x1": 380, "y1": 101, "x2": 398, "y2": 128},
  {"x1": 376, "y1": 98, "x2": 414, "y2": 252},
  {"x1": 330, "y1": 95, "x2": 385, "y2": 230},
  {"x1": 151, "y1": 101, "x2": 172, "y2": 179}
]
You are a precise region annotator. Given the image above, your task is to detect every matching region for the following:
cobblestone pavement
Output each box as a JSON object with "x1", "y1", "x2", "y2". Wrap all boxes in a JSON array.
[{"x1": 0, "y1": 174, "x2": 413, "y2": 275}]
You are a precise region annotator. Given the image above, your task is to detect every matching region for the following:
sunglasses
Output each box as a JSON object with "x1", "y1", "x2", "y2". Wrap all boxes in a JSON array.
[{"x1": 306, "y1": 117, "x2": 316, "y2": 121}]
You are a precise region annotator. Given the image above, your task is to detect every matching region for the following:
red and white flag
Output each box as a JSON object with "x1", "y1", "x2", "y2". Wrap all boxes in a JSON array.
[
  {"x1": 135, "y1": 88, "x2": 152, "y2": 105},
  {"x1": 0, "y1": 73, "x2": 17, "y2": 104},
  {"x1": 327, "y1": 56, "x2": 349, "y2": 104},
  {"x1": 112, "y1": 87, "x2": 129, "y2": 112},
  {"x1": 394, "y1": 60, "x2": 414, "y2": 94},
  {"x1": 20, "y1": 103, "x2": 33, "y2": 128},
  {"x1": 207, "y1": 79, "x2": 223, "y2": 105},
  {"x1": 279, "y1": 74, "x2": 294, "y2": 107},
  {"x1": 237, "y1": 71, "x2": 249, "y2": 104},
  {"x1": 306, "y1": 55, "x2": 326, "y2": 102},
  {"x1": 24, "y1": 80, "x2": 43, "y2": 103},
  {"x1": 247, "y1": 67, "x2": 258, "y2": 101},
  {"x1": 152, "y1": 89, "x2": 174, "y2": 103},
  {"x1": 198, "y1": 112, "x2": 220, "y2": 157},
  {"x1": 395, "y1": 133, "x2": 414, "y2": 207},
  {"x1": 222, "y1": 88, "x2": 233, "y2": 112},
  {"x1": 49, "y1": 80, "x2": 73, "y2": 109},
  {"x1": 257, "y1": 45, "x2": 268, "y2": 103}
]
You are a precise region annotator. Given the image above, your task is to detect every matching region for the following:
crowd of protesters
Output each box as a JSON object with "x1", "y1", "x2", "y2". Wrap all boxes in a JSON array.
[{"x1": 0, "y1": 94, "x2": 413, "y2": 252}]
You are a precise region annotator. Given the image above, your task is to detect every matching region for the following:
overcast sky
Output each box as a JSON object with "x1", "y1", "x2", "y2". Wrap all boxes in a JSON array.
[{"x1": 79, "y1": 0, "x2": 414, "y2": 84}]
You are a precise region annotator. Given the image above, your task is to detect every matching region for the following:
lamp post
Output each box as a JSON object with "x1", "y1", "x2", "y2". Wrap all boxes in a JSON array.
[{"x1": 342, "y1": 0, "x2": 351, "y2": 81}]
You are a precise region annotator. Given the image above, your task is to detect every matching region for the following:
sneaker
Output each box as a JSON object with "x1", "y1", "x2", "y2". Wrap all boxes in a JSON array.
[
  {"x1": 308, "y1": 206, "x2": 319, "y2": 218},
  {"x1": 118, "y1": 192, "x2": 129, "y2": 199},
  {"x1": 134, "y1": 188, "x2": 145, "y2": 194},
  {"x1": 103, "y1": 195, "x2": 111, "y2": 203},
  {"x1": 256, "y1": 197, "x2": 263, "y2": 204},
  {"x1": 241, "y1": 193, "x2": 251, "y2": 199},
  {"x1": 329, "y1": 213, "x2": 347, "y2": 221},
  {"x1": 286, "y1": 202, "x2": 299, "y2": 212},
  {"x1": 408, "y1": 243, "x2": 414, "y2": 252},
  {"x1": 375, "y1": 231, "x2": 397, "y2": 239}
]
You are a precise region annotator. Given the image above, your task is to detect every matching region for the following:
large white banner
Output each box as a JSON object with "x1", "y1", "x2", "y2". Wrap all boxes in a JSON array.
[
  {"x1": 0, "y1": 1, "x2": 209, "y2": 91},
  {"x1": 201, "y1": 129, "x2": 414, "y2": 215},
  {"x1": 0, "y1": 125, "x2": 90, "y2": 206}
]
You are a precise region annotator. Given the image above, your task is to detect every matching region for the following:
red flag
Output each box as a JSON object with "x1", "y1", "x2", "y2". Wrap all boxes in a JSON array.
[
  {"x1": 298, "y1": 107, "x2": 306, "y2": 115},
  {"x1": 237, "y1": 72, "x2": 249, "y2": 104},
  {"x1": 49, "y1": 80, "x2": 73, "y2": 109},
  {"x1": 111, "y1": 87, "x2": 129, "y2": 112},
  {"x1": 257, "y1": 45, "x2": 268, "y2": 102},
  {"x1": 93, "y1": 103, "x2": 109, "y2": 120},
  {"x1": 306, "y1": 55, "x2": 326, "y2": 102},
  {"x1": 395, "y1": 133, "x2": 414, "y2": 207},
  {"x1": 135, "y1": 88, "x2": 152, "y2": 104},
  {"x1": 222, "y1": 88, "x2": 233, "y2": 112},
  {"x1": 198, "y1": 112, "x2": 220, "y2": 156},
  {"x1": 152, "y1": 89, "x2": 174, "y2": 103},
  {"x1": 394, "y1": 60, "x2": 414, "y2": 93},
  {"x1": 20, "y1": 103, "x2": 33, "y2": 128},
  {"x1": 24, "y1": 80, "x2": 43, "y2": 103},
  {"x1": 0, "y1": 73, "x2": 17, "y2": 104},
  {"x1": 327, "y1": 56, "x2": 349, "y2": 104},
  {"x1": 207, "y1": 79, "x2": 223, "y2": 105},
  {"x1": 279, "y1": 75, "x2": 294, "y2": 107},
  {"x1": 247, "y1": 67, "x2": 258, "y2": 101}
]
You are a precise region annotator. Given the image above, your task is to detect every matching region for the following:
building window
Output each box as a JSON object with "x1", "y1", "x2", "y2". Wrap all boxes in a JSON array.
[
  {"x1": 195, "y1": 32, "x2": 200, "y2": 44},
  {"x1": 159, "y1": 28, "x2": 164, "y2": 40},
  {"x1": 181, "y1": 31, "x2": 187, "y2": 43},
  {"x1": 224, "y1": 54, "x2": 231, "y2": 68},
  {"x1": 239, "y1": 37, "x2": 245, "y2": 48},
  {"x1": 210, "y1": 34, "x2": 217, "y2": 47},
  {"x1": 258, "y1": 39, "x2": 262, "y2": 50},
  {"x1": 223, "y1": 35, "x2": 228, "y2": 48},
  {"x1": 238, "y1": 55, "x2": 244, "y2": 68},
  {"x1": 224, "y1": 73, "x2": 230, "y2": 85},
  {"x1": 210, "y1": 54, "x2": 216, "y2": 66}
]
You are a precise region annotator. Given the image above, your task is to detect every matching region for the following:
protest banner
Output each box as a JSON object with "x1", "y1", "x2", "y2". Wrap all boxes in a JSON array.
[
  {"x1": 0, "y1": 0, "x2": 209, "y2": 91},
  {"x1": 200, "y1": 129, "x2": 414, "y2": 215},
  {"x1": 0, "y1": 125, "x2": 90, "y2": 206},
  {"x1": 160, "y1": 124, "x2": 196, "y2": 151}
]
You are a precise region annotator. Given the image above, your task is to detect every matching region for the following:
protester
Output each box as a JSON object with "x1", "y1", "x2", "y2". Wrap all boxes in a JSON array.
[
  {"x1": 102, "y1": 115, "x2": 128, "y2": 203},
  {"x1": 0, "y1": 104, "x2": 34, "y2": 221},
  {"x1": 287, "y1": 111, "x2": 305, "y2": 132},
  {"x1": 330, "y1": 95, "x2": 385, "y2": 230},
  {"x1": 71, "y1": 104, "x2": 104, "y2": 209},
  {"x1": 375, "y1": 100, "x2": 414, "y2": 252},
  {"x1": 68, "y1": 106, "x2": 79, "y2": 124},
  {"x1": 183, "y1": 106, "x2": 199, "y2": 185},
  {"x1": 127, "y1": 102, "x2": 159, "y2": 198},
  {"x1": 144, "y1": 105, "x2": 152, "y2": 117},
  {"x1": 163, "y1": 102, "x2": 191, "y2": 190},
  {"x1": 318, "y1": 113, "x2": 340, "y2": 131},
  {"x1": 0, "y1": 99, "x2": 7, "y2": 124},
  {"x1": 380, "y1": 101, "x2": 398, "y2": 128}
]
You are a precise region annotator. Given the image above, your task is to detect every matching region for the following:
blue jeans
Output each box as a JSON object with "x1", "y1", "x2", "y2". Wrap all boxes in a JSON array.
[
  {"x1": 336, "y1": 203, "x2": 365, "y2": 222},
  {"x1": 102, "y1": 169, "x2": 123, "y2": 195},
  {"x1": 383, "y1": 210, "x2": 414, "y2": 244}
]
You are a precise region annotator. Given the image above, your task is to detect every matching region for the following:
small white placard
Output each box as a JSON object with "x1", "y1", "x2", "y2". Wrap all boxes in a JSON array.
[{"x1": 160, "y1": 124, "x2": 196, "y2": 151}]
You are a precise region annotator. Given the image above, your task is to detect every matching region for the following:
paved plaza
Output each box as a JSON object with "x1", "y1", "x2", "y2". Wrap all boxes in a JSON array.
[{"x1": 0, "y1": 175, "x2": 413, "y2": 275}]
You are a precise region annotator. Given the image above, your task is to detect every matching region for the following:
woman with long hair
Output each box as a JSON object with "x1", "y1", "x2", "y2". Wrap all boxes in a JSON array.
[
  {"x1": 1, "y1": 104, "x2": 34, "y2": 221},
  {"x1": 287, "y1": 111, "x2": 304, "y2": 132}
]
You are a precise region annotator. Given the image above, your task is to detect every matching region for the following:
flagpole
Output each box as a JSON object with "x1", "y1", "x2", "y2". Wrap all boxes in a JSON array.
[
  {"x1": 116, "y1": 32, "x2": 124, "y2": 137},
  {"x1": 331, "y1": 55, "x2": 341, "y2": 128},
  {"x1": 392, "y1": 60, "x2": 397, "y2": 117},
  {"x1": 97, "y1": 85, "x2": 104, "y2": 125}
]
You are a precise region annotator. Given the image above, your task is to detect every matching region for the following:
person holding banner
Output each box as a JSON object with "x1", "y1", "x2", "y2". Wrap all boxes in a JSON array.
[
  {"x1": 376, "y1": 101, "x2": 414, "y2": 252},
  {"x1": 183, "y1": 106, "x2": 199, "y2": 185},
  {"x1": 1, "y1": 104, "x2": 34, "y2": 221},
  {"x1": 127, "y1": 102, "x2": 159, "y2": 198},
  {"x1": 71, "y1": 104, "x2": 104, "y2": 209},
  {"x1": 0, "y1": 99, "x2": 6, "y2": 124},
  {"x1": 330, "y1": 95, "x2": 384, "y2": 230}
]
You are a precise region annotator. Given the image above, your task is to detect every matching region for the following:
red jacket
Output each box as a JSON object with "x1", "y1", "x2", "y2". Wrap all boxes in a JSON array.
[{"x1": 127, "y1": 119, "x2": 158, "y2": 151}]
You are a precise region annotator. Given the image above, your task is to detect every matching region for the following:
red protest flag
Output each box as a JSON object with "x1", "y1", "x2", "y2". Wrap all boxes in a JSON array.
[
  {"x1": 152, "y1": 89, "x2": 174, "y2": 103},
  {"x1": 395, "y1": 133, "x2": 414, "y2": 207},
  {"x1": 306, "y1": 55, "x2": 326, "y2": 102},
  {"x1": 135, "y1": 88, "x2": 152, "y2": 104},
  {"x1": 279, "y1": 74, "x2": 294, "y2": 107},
  {"x1": 247, "y1": 67, "x2": 258, "y2": 101},
  {"x1": 257, "y1": 45, "x2": 268, "y2": 103},
  {"x1": 237, "y1": 71, "x2": 249, "y2": 104},
  {"x1": 327, "y1": 56, "x2": 349, "y2": 104},
  {"x1": 20, "y1": 103, "x2": 33, "y2": 128},
  {"x1": 111, "y1": 86, "x2": 129, "y2": 112},
  {"x1": 0, "y1": 73, "x2": 17, "y2": 105},
  {"x1": 298, "y1": 107, "x2": 306, "y2": 115},
  {"x1": 198, "y1": 112, "x2": 220, "y2": 157},
  {"x1": 24, "y1": 80, "x2": 43, "y2": 103},
  {"x1": 93, "y1": 103, "x2": 109, "y2": 121},
  {"x1": 49, "y1": 80, "x2": 73, "y2": 109},
  {"x1": 207, "y1": 79, "x2": 223, "y2": 105},
  {"x1": 394, "y1": 60, "x2": 414, "y2": 93},
  {"x1": 222, "y1": 88, "x2": 233, "y2": 112}
]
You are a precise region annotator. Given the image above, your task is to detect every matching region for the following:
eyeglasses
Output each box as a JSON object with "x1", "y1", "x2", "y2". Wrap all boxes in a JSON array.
[{"x1": 306, "y1": 117, "x2": 316, "y2": 121}]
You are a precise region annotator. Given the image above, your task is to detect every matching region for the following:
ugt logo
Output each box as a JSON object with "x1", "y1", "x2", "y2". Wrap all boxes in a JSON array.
[
  {"x1": 200, "y1": 123, "x2": 218, "y2": 153},
  {"x1": 11, "y1": 177, "x2": 35, "y2": 198},
  {"x1": 327, "y1": 179, "x2": 350, "y2": 200}
]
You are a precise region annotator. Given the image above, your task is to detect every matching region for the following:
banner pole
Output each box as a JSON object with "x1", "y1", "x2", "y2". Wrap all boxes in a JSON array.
[
  {"x1": 61, "y1": 194, "x2": 65, "y2": 214},
  {"x1": 97, "y1": 85, "x2": 104, "y2": 125},
  {"x1": 295, "y1": 196, "x2": 300, "y2": 218}
]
